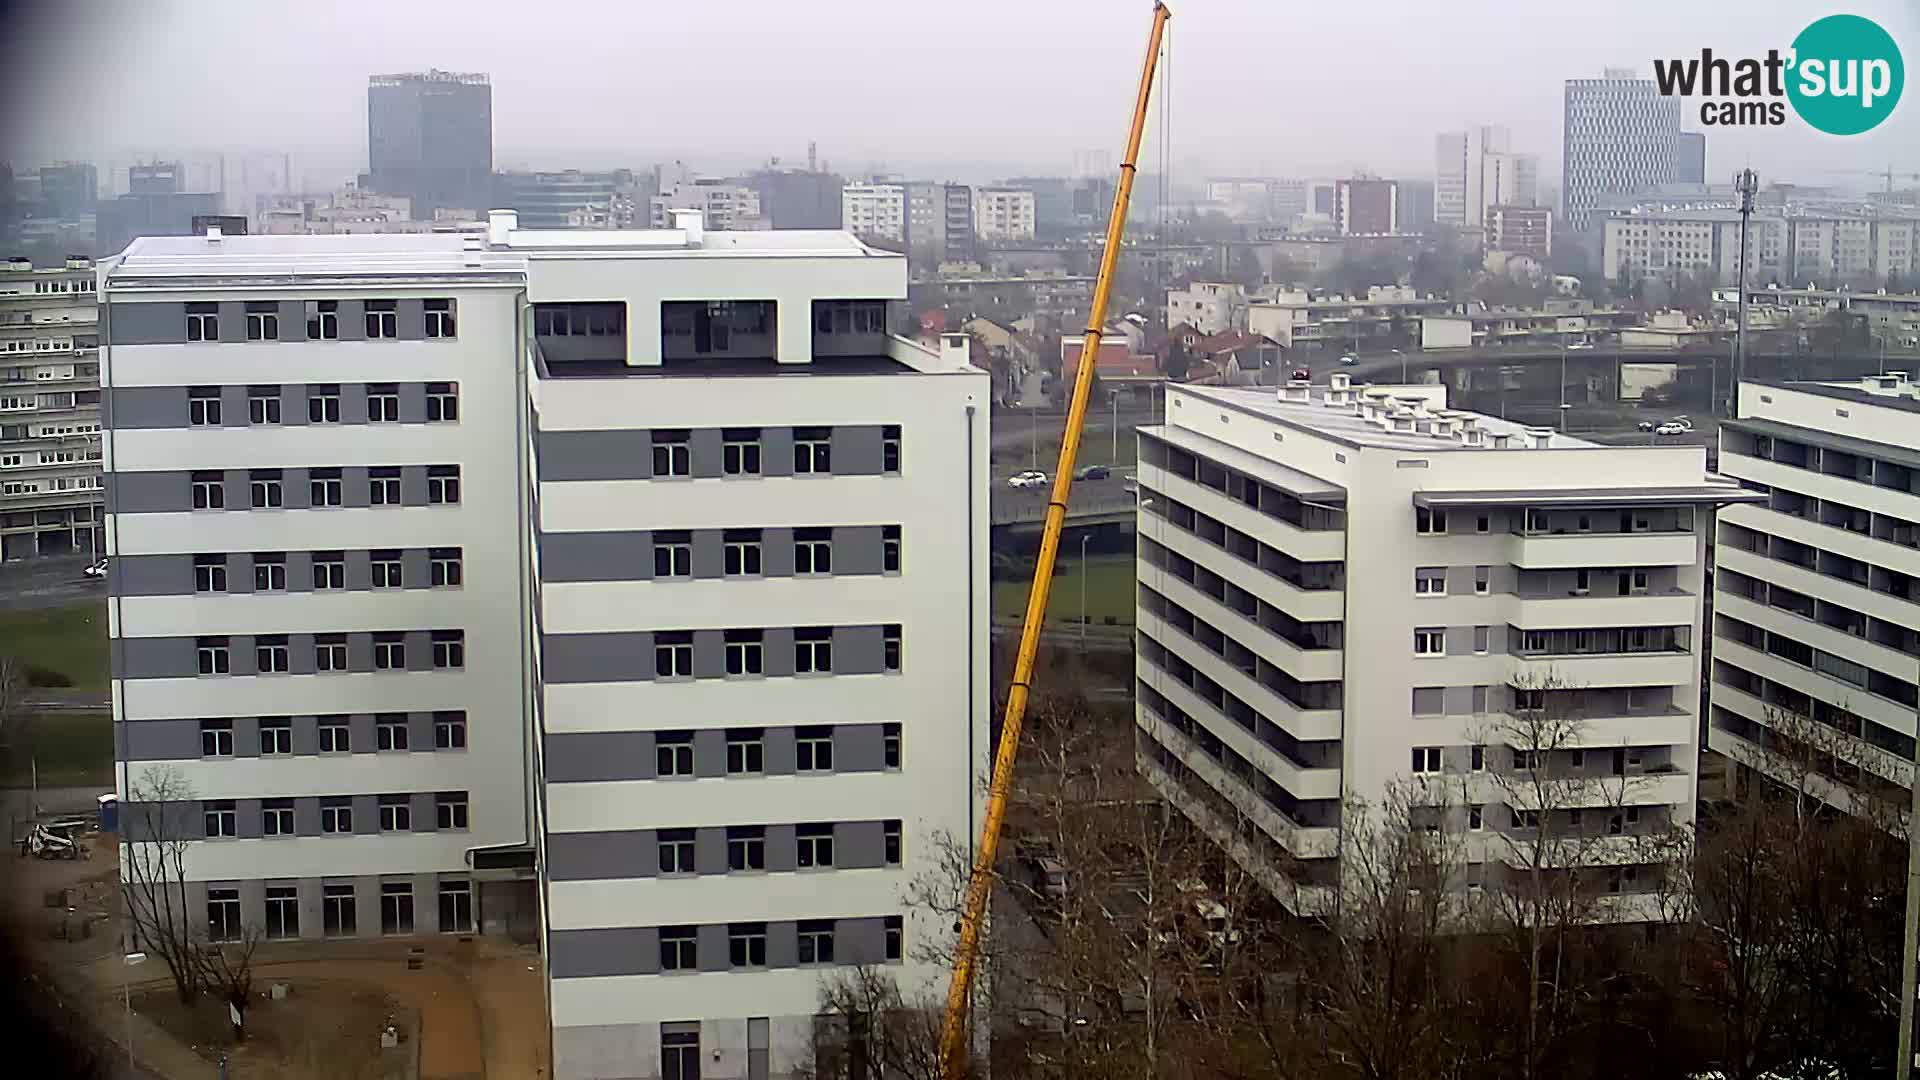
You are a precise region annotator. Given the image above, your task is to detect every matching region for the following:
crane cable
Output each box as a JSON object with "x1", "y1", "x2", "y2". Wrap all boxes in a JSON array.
[{"x1": 934, "y1": 5, "x2": 1173, "y2": 1076}]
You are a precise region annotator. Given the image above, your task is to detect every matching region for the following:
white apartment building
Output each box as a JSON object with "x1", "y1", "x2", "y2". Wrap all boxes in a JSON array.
[
  {"x1": 1710, "y1": 376, "x2": 1920, "y2": 816},
  {"x1": 1165, "y1": 282, "x2": 1247, "y2": 336},
  {"x1": 2, "y1": 255, "x2": 104, "y2": 560},
  {"x1": 1603, "y1": 210, "x2": 1919, "y2": 285},
  {"x1": 1435, "y1": 125, "x2": 1538, "y2": 229},
  {"x1": 972, "y1": 187, "x2": 1037, "y2": 242},
  {"x1": 1563, "y1": 70, "x2": 1682, "y2": 232},
  {"x1": 103, "y1": 213, "x2": 990, "y2": 1080},
  {"x1": 1134, "y1": 376, "x2": 1755, "y2": 917},
  {"x1": 650, "y1": 179, "x2": 766, "y2": 231},
  {"x1": 839, "y1": 183, "x2": 907, "y2": 244}
]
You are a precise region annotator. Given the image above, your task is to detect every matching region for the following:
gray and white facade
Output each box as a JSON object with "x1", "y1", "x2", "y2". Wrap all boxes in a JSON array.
[
  {"x1": 1562, "y1": 69, "x2": 1681, "y2": 232},
  {"x1": 2, "y1": 255, "x2": 104, "y2": 560},
  {"x1": 1711, "y1": 376, "x2": 1920, "y2": 815},
  {"x1": 103, "y1": 214, "x2": 990, "y2": 1080},
  {"x1": 1135, "y1": 377, "x2": 1754, "y2": 918}
]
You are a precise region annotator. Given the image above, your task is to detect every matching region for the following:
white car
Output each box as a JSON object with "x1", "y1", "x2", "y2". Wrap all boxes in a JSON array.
[
  {"x1": 1339, "y1": 354, "x2": 1359, "y2": 366},
  {"x1": 1006, "y1": 470, "x2": 1048, "y2": 489},
  {"x1": 1654, "y1": 422, "x2": 1688, "y2": 436},
  {"x1": 83, "y1": 558, "x2": 107, "y2": 579}
]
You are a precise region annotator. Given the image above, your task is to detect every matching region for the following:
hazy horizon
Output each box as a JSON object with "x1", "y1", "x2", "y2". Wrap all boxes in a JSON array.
[{"x1": 3, "y1": 0, "x2": 1917, "y2": 194}]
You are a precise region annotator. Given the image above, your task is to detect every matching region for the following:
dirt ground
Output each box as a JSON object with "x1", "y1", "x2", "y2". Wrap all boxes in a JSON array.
[{"x1": 8, "y1": 835, "x2": 551, "y2": 1079}]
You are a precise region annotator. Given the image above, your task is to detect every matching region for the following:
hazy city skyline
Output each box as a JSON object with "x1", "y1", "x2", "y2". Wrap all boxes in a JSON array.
[{"x1": 4, "y1": 0, "x2": 1916, "y2": 192}]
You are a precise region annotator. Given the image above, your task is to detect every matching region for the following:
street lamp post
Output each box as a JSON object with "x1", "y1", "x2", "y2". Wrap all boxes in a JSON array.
[
  {"x1": 1111, "y1": 391, "x2": 1120, "y2": 465},
  {"x1": 1029, "y1": 403, "x2": 1038, "y2": 470},
  {"x1": 1558, "y1": 336, "x2": 1568, "y2": 432},
  {"x1": 123, "y1": 950, "x2": 147, "y2": 1075},
  {"x1": 1079, "y1": 532, "x2": 1091, "y2": 650}
]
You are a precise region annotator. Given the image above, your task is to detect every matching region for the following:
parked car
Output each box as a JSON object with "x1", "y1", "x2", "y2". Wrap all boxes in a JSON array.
[
  {"x1": 1637, "y1": 420, "x2": 1656, "y2": 432},
  {"x1": 1670, "y1": 415, "x2": 1694, "y2": 431},
  {"x1": 1568, "y1": 341, "x2": 1595, "y2": 351},
  {"x1": 1075, "y1": 465, "x2": 1110, "y2": 481},
  {"x1": 1006, "y1": 470, "x2": 1048, "y2": 489},
  {"x1": 1339, "y1": 354, "x2": 1359, "y2": 366},
  {"x1": 1290, "y1": 367, "x2": 1311, "y2": 381},
  {"x1": 1655, "y1": 422, "x2": 1688, "y2": 436},
  {"x1": 82, "y1": 559, "x2": 107, "y2": 579}
]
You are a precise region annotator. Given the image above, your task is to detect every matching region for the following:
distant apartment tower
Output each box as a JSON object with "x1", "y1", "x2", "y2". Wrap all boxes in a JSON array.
[
  {"x1": 366, "y1": 70, "x2": 493, "y2": 219},
  {"x1": 1601, "y1": 209, "x2": 1917, "y2": 285},
  {"x1": 1333, "y1": 178, "x2": 1399, "y2": 235},
  {"x1": 1676, "y1": 132, "x2": 1707, "y2": 186},
  {"x1": 128, "y1": 163, "x2": 181, "y2": 196},
  {"x1": 494, "y1": 171, "x2": 620, "y2": 229},
  {"x1": 840, "y1": 183, "x2": 907, "y2": 243},
  {"x1": 1396, "y1": 179, "x2": 1436, "y2": 234},
  {"x1": 1710, "y1": 375, "x2": 1920, "y2": 818},
  {"x1": 650, "y1": 178, "x2": 765, "y2": 231},
  {"x1": 39, "y1": 163, "x2": 98, "y2": 220},
  {"x1": 942, "y1": 183, "x2": 976, "y2": 262},
  {"x1": 0, "y1": 255, "x2": 102, "y2": 560},
  {"x1": 747, "y1": 168, "x2": 845, "y2": 230},
  {"x1": 1436, "y1": 126, "x2": 1538, "y2": 229},
  {"x1": 95, "y1": 165, "x2": 222, "y2": 258},
  {"x1": 973, "y1": 187, "x2": 1036, "y2": 243},
  {"x1": 1563, "y1": 69, "x2": 1681, "y2": 231},
  {"x1": 1487, "y1": 205, "x2": 1553, "y2": 260},
  {"x1": 1135, "y1": 378, "x2": 1752, "y2": 918}
]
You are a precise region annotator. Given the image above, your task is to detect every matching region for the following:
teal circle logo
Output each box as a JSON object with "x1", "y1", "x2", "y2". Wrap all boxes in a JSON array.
[{"x1": 1787, "y1": 14, "x2": 1904, "y2": 135}]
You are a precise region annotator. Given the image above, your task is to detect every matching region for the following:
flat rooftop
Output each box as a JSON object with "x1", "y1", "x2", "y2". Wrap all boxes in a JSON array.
[
  {"x1": 1753, "y1": 377, "x2": 1920, "y2": 415},
  {"x1": 1178, "y1": 384, "x2": 1604, "y2": 453}
]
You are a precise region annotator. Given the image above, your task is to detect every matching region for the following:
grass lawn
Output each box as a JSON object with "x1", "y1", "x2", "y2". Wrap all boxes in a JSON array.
[
  {"x1": 993, "y1": 554, "x2": 1138, "y2": 627},
  {"x1": 0, "y1": 600, "x2": 109, "y2": 693},
  {"x1": 4, "y1": 711, "x2": 112, "y2": 787}
]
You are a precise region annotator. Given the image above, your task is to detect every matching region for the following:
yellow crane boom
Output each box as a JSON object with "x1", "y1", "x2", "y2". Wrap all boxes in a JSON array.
[{"x1": 937, "y1": 4, "x2": 1171, "y2": 1074}]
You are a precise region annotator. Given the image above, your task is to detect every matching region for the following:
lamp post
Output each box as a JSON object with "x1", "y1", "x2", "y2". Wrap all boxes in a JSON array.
[
  {"x1": 1079, "y1": 532, "x2": 1092, "y2": 649},
  {"x1": 1558, "y1": 335, "x2": 1568, "y2": 431},
  {"x1": 1111, "y1": 391, "x2": 1120, "y2": 465},
  {"x1": 1899, "y1": 649, "x2": 1920, "y2": 1080},
  {"x1": 123, "y1": 950, "x2": 147, "y2": 1075}
]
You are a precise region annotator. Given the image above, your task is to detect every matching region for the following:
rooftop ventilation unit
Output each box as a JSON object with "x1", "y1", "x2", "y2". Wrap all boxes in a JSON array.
[
  {"x1": 1280, "y1": 379, "x2": 1312, "y2": 403},
  {"x1": 1524, "y1": 426, "x2": 1554, "y2": 449}
]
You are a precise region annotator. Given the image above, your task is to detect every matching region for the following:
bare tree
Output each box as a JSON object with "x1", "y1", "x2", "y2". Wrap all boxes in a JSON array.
[
  {"x1": 805, "y1": 966, "x2": 948, "y2": 1080},
  {"x1": 198, "y1": 925, "x2": 264, "y2": 1041},
  {"x1": 122, "y1": 765, "x2": 207, "y2": 1003}
]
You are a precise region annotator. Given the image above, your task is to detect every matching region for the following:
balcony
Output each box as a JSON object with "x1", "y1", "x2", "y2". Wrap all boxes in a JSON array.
[
  {"x1": 1138, "y1": 462, "x2": 1344, "y2": 563},
  {"x1": 1509, "y1": 530, "x2": 1697, "y2": 570},
  {"x1": 1137, "y1": 749, "x2": 1337, "y2": 918},
  {"x1": 1138, "y1": 513, "x2": 1344, "y2": 624},
  {"x1": 1508, "y1": 650, "x2": 1696, "y2": 689},
  {"x1": 1144, "y1": 672, "x2": 1342, "y2": 800},
  {"x1": 1139, "y1": 609, "x2": 1342, "y2": 741},
  {"x1": 1145, "y1": 560, "x2": 1343, "y2": 683},
  {"x1": 1510, "y1": 590, "x2": 1696, "y2": 629}
]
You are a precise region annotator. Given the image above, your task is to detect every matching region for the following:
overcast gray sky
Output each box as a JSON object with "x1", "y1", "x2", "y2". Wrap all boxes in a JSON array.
[{"x1": 3, "y1": 0, "x2": 1917, "y2": 190}]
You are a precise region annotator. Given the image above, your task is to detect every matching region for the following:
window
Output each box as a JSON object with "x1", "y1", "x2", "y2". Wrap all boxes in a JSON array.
[
  {"x1": 794, "y1": 427, "x2": 832, "y2": 473},
  {"x1": 435, "y1": 792, "x2": 469, "y2": 830},
  {"x1": 661, "y1": 926, "x2": 697, "y2": 971},
  {"x1": 369, "y1": 467, "x2": 401, "y2": 505},
  {"x1": 719, "y1": 730, "x2": 765, "y2": 777},
  {"x1": 259, "y1": 716, "x2": 292, "y2": 754},
  {"x1": 1513, "y1": 748, "x2": 1542, "y2": 771},
  {"x1": 725, "y1": 629, "x2": 764, "y2": 676},
  {"x1": 262, "y1": 799, "x2": 294, "y2": 836},
  {"x1": 196, "y1": 636, "x2": 230, "y2": 675},
  {"x1": 188, "y1": 387, "x2": 222, "y2": 426},
  {"x1": 728, "y1": 826, "x2": 766, "y2": 871},
  {"x1": 651, "y1": 430, "x2": 691, "y2": 477},
  {"x1": 374, "y1": 633, "x2": 406, "y2": 670},
  {"x1": 416, "y1": 549, "x2": 460, "y2": 591},
  {"x1": 207, "y1": 888, "x2": 241, "y2": 942},
  {"x1": 662, "y1": 1026, "x2": 700, "y2": 1080},
  {"x1": 1525, "y1": 508, "x2": 1549, "y2": 533},
  {"x1": 797, "y1": 823, "x2": 835, "y2": 868},
  {"x1": 247, "y1": 385, "x2": 280, "y2": 424},
  {"x1": 729, "y1": 923, "x2": 768, "y2": 968},
  {"x1": 1413, "y1": 628, "x2": 1444, "y2": 656},
  {"x1": 1416, "y1": 507, "x2": 1447, "y2": 535},
  {"x1": 1513, "y1": 687, "x2": 1546, "y2": 712},
  {"x1": 381, "y1": 882, "x2": 414, "y2": 935},
  {"x1": 253, "y1": 552, "x2": 287, "y2": 592},
  {"x1": 306, "y1": 301, "x2": 339, "y2": 340},
  {"x1": 308, "y1": 384, "x2": 340, "y2": 423},
  {"x1": 365, "y1": 300, "x2": 398, "y2": 338},
  {"x1": 200, "y1": 719, "x2": 233, "y2": 757},
  {"x1": 1471, "y1": 744, "x2": 1486, "y2": 771},
  {"x1": 1474, "y1": 566, "x2": 1490, "y2": 595},
  {"x1": 883, "y1": 723, "x2": 902, "y2": 769},
  {"x1": 1511, "y1": 808, "x2": 1541, "y2": 830},
  {"x1": 376, "y1": 714, "x2": 409, "y2": 751},
  {"x1": 370, "y1": 550, "x2": 403, "y2": 588},
  {"x1": 318, "y1": 715, "x2": 350, "y2": 752},
  {"x1": 309, "y1": 467, "x2": 343, "y2": 507},
  {"x1": 795, "y1": 627, "x2": 832, "y2": 674},
  {"x1": 312, "y1": 551, "x2": 345, "y2": 590},
  {"x1": 249, "y1": 469, "x2": 283, "y2": 509},
  {"x1": 185, "y1": 302, "x2": 218, "y2": 342},
  {"x1": 424, "y1": 299, "x2": 456, "y2": 338},
  {"x1": 654, "y1": 632, "x2": 693, "y2": 678},
  {"x1": 1474, "y1": 626, "x2": 1490, "y2": 655},
  {"x1": 722, "y1": 428, "x2": 761, "y2": 475},
  {"x1": 367, "y1": 383, "x2": 400, "y2": 422},
  {"x1": 1476, "y1": 514, "x2": 1490, "y2": 533},
  {"x1": 1410, "y1": 747, "x2": 1443, "y2": 774},
  {"x1": 884, "y1": 819, "x2": 903, "y2": 865},
  {"x1": 658, "y1": 829, "x2": 696, "y2": 875},
  {"x1": 378, "y1": 795, "x2": 411, "y2": 832},
  {"x1": 191, "y1": 471, "x2": 225, "y2": 510},
  {"x1": 882, "y1": 425, "x2": 901, "y2": 474},
  {"x1": 654, "y1": 531, "x2": 692, "y2": 578},
  {"x1": 794, "y1": 528, "x2": 833, "y2": 574},
  {"x1": 796, "y1": 726, "x2": 834, "y2": 772},
  {"x1": 438, "y1": 879, "x2": 473, "y2": 933},
  {"x1": 1629, "y1": 569, "x2": 1649, "y2": 594},
  {"x1": 432, "y1": 630, "x2": 465, "y2": 670},
  {"x1": 798, "y1": 920, "x2": 836, "y2": 965},
  {"x1": 1469, "y1": 806, "x2": 1484, "y2": 831},
  {"x1": 1414, "y1": 567, "x2": 1445, "y2": 595},
  {"x1": 656, "y1": 732, "x2": 694, "y2": 777},
  {"x1": 882, "y1": 525, "x2": 901, "y2": 573},
  {"x1": 434, "y1": 712, "x2": 467, "y2": 749},
  {"x1": 204, "y1": 800, "x2": 237, "y2": 838},
  {"x1": 425, "y1": 381, "x2": 458, "y2": 423},
  {"x1": 193, "y1": 553, "x2": 227, "y2": 593},
  {"x1": 723, "y1": 530, "x2": 762, "y2": 576},
  {"x1": 1472, "y1": 685, "x2": 1490, "y2": 714},
  {"x1": 1573, "y1": 569, "x2": 1591, "y2": 595},
  {"x1": 427, "y1": 465, "x2": 460, "y2": 504},
  {"x1": 323, "y1": 883, "x2": 356, "y2": 936}
]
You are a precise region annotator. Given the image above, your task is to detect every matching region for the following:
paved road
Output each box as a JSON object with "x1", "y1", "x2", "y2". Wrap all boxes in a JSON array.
[
  {"x1": 993, "y1": 472, "x2": 1141, "y2": 524},
  {"x1": 0, "y1": 555, "x2": 104, "y2": 613}
]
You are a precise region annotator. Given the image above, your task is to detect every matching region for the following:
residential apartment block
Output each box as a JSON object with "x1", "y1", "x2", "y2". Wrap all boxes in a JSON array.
[
  {"x1": 839, "y1": 183, "x2": 907, "y2": 244},
  {"x1": 103, "y1": 213, "x2": 990, "y2": 1080},
  {"x1": 1563, "y1": 70, "x2": 1681, "y2": 232},
  {"x1": 1710, "y1": 376, "x2": 1920, "y2": 816},
  {"x1": 972, "y1": 187, "x2": 1036, "y2": 243},
  {"x1": 1602, "y1": 209, "x2": 1919, "y2": 285},
  {"x1": 1134, "y1": 376, "x2": 1754, "y2": 917},
  {"x1": 2, "y1": 255, "x2": 103, "y2": 559}
]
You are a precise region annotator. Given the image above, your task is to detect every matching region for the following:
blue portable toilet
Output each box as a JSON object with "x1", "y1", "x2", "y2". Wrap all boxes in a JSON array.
[{"x1": 97, "y1": 793, "x2": 118, "y2": 833}]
